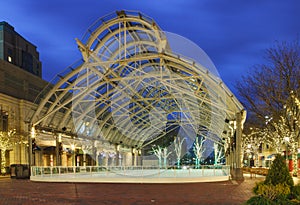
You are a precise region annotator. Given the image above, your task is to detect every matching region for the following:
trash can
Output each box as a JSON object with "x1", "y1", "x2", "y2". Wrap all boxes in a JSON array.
[
  {"x1": 10, "y1": 164, "x2": 30, "y2": 179},
  {"x1": 10, "y1": 164, "x2": 17, "y2": 178},
  {"x1": 16, "y1": 164, "x2": 29, "y2": 179}
]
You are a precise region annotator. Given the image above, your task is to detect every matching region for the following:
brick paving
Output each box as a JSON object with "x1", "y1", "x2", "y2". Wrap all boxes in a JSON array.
[{"x1": 0, "y1": 176, "x2": 263, "y2": 205}]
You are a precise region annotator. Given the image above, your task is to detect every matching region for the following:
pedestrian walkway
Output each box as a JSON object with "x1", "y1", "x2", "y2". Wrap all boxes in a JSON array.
[
  {"x1": 0, "y1": 175, "x2": 265, "y2": 205},
  {"x1": 0, "y1": 175, "x2": 10, "y2": 179}
]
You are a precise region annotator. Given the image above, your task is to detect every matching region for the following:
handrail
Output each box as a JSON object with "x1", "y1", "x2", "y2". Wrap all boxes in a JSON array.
[{"x1": 31, "y1": 165, "x2": 230, "y2": 179}]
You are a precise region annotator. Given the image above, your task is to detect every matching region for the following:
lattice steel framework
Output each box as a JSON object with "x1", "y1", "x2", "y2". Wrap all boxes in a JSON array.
[{"x1": 31, "y1": 10, "x2": 244, "y2": 149}]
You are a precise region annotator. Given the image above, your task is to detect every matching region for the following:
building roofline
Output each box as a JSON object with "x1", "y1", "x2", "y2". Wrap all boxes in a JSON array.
[{"x1": 0, "y1": 21, "x2": 38, "y2": 49}]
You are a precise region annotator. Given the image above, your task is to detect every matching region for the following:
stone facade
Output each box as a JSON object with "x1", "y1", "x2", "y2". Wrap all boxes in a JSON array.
[
  {"x1": 0, "y1": 59, "x2": 47, "y2": 172},
  {"x1": 0, "y1": 21, "x2": 42, "y2": 77}
]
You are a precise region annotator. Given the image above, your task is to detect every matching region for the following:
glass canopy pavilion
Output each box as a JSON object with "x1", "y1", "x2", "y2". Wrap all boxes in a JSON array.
[{"x1": 29, "y1": 10, "x2": 246, "y2": 180}]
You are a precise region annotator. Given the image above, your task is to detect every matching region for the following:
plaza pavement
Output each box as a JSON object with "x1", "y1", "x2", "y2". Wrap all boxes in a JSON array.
[{"x1": 0, "y1": 174, "x2": 271, "y2": 205}]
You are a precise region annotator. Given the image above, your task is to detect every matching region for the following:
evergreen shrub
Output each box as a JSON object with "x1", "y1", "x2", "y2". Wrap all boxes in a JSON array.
[
  {"x1": 245, "y1": 195, "x2": 274, "y2": 205},
  {"x1": 255, "y1": 183, "x2": 290, "y2": 200},
  {"x1": 246, "y1": 154, "x2": 298, "y2": 204},
  {"x1": 265, "y1": 154, "x2": 294, "y2": 188}
]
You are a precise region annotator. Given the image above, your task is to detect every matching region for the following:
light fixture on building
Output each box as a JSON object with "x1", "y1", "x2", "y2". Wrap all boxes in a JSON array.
[{"x1": 31, "y1": 127, "x2": 36, "y2": 138}]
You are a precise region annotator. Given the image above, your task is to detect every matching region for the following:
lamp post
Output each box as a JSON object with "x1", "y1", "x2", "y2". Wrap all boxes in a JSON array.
[
  {"x1": 284, "y1": 137, "x2": 290, "y2": 168},
  {"x1": 56, "y1": 134, "x2": 62, "y2": 166},
  {"x1": 247, "y1": 144, "x2": 251, "y2": 167},
  {"x1": 71, "y1": 144, "x2": 75, "y2": 167},
  {"x1": 30, "y1": 126, "x2": 36, "y2": 166}
]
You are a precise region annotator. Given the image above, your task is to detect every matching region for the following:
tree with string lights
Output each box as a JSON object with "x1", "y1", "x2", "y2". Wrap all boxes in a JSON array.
[
  {"x1": 213, "y1": 142, "x2": 224, "y2": 165},
  {"x1": 0, "y1": 130, "x2": 16, "y2": 174},
  {"x1": 161, "y1": 147, "x2": 172, "y2": 169},
  {"x1": 236, "y1": 39, "x2": 300, "y2": 174},
  {"x1": 174, "y1": 137, "x2": 185, "y2": 168},
  {"x1": 193, "y1": 137, "x2": 206, "y2": 168},
  {"x1": 152, "y1": 145, "x2": 163, "y2": 168}
]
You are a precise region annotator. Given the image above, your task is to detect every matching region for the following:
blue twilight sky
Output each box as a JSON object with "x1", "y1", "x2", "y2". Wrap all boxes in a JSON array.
[{"x1": 0, "y1": 0, "x2": 299, "y2": 94}]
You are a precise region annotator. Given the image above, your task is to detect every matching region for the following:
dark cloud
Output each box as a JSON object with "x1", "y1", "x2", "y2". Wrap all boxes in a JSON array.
[{"x1": 0, "y1": 0, "x2": 299, "y2": 94}]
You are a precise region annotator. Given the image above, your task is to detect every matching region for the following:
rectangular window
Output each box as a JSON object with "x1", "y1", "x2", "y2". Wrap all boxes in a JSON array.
[
  {"x1": 0, "y1": 112, "x2": 8, "y2": 132},
  {"x1": 7, "y1": 48, "x2": 13, "y2": 63}
]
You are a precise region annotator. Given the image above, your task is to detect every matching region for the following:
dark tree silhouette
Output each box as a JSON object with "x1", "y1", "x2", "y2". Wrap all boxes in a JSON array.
[{"x1": 236, "y1": 40, "x2": 300, "y2": 125}]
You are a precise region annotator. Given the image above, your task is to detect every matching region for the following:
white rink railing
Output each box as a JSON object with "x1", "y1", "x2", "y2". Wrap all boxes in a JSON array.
[{"x1": 31, "y1": 165, "x2": 230, "y2": 179}]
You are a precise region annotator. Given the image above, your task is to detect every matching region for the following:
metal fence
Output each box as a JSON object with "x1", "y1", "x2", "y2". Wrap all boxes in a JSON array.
[{"x1": 31, "y1": 165, "x2": 230, "y2": 179}]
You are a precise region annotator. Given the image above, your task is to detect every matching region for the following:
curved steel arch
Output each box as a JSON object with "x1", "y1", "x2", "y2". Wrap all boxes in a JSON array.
[{"x1": 31, "y1": 10, "x2": 244, "y2": 149}]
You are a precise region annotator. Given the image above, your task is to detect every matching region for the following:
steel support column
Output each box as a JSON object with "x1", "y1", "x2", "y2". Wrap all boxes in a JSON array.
[{"x1": 232, "y1": 111, "x2": 244, "y2": 180}]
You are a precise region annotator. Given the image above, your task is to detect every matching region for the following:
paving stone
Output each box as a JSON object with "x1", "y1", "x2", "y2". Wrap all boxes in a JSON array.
[{"x1": 0, "y1": 176, "x2": 264, "y2": 205}]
